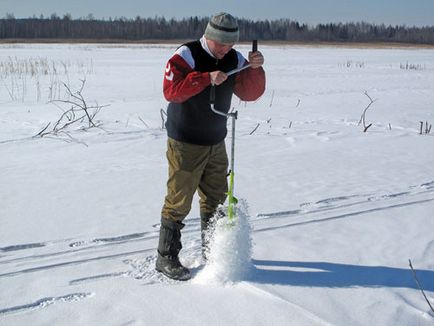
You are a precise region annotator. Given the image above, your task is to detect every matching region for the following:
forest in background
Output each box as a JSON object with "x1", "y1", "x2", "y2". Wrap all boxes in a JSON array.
[{"x1": 1, "y1": 14, "x2": 434, "y2": 44}]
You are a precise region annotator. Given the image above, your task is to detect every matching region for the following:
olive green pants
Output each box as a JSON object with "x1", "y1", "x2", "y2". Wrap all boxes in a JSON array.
[{"x1": 161, "y1": 138, "x2": 228, "y2": 222}]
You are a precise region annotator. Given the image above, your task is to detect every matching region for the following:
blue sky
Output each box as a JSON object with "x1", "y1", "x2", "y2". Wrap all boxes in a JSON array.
[{"x1": 1, "y1": 0, "x2": 433, "y2": 26}]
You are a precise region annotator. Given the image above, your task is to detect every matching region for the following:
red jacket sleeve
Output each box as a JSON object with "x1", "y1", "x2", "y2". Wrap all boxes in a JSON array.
[
  {"x1": 234, "y1": 66, "x2": 266, "y2": 101},
  {"x1": 163, "y1": 54, "x2": 211, "y2": 103}
]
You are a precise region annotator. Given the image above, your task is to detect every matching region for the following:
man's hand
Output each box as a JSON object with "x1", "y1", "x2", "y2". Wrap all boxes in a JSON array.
[
  {"x1": 209, "y1": 71, "x2": 228, "y2": 85},
  {"x1": 248, "y1": 51, "x2": 264, "y2": 69}
]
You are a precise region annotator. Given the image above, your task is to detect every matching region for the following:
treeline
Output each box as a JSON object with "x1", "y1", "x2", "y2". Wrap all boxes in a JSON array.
[{"x1": 1, "y1": 14, "x2": 434, "y2": 44}]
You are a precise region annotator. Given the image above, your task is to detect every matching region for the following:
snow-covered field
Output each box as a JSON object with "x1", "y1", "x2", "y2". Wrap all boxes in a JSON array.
[{"x1": 1, "y1": 43, "x2": 434, "y2": 325}]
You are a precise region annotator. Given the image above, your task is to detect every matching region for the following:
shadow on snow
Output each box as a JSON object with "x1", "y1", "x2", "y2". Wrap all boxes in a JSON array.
[{"x1": 249, "y1": 259, "x2": 434, "y2": 291}]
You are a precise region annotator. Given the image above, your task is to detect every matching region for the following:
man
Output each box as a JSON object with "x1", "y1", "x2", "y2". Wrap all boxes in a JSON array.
[{"x1": 156, "y1": 12, "x2": 266, "y2": 281}]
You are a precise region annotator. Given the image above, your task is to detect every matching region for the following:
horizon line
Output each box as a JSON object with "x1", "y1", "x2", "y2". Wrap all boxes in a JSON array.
[{"x1": 1, "y1": 13, "x2": 433, "y2": 29}]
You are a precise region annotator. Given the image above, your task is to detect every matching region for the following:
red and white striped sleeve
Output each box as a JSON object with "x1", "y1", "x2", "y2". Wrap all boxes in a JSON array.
[{"x1": 163, "y1": 46, "x2": 211, "y2": 103}]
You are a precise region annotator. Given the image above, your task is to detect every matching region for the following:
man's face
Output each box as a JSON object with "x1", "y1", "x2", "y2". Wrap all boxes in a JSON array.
[{"x1": 207, "y1": 39, "x2": 234, "y2": 59}]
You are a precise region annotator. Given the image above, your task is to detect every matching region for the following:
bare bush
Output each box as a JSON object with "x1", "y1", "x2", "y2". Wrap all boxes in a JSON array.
[
  {"x1": 358, "y1": 91, "x2": 377, "y2": 132},
  {"x1": 400, "y1": 62, "x2": 426, "y2": 71},
  {"x1": 340, "y1": 60, "x2": 366, "y2": 68},
  {"x1": 160, "y1": 109, "x2": 167, "y2": 130},
  {"x1": 409, "y1": 259, "x2": 434, "y2": 314},
  {"x1": 419, "y1": 121, "x2": 432, "y2": 135},
  {"x1": 249, "y1": 123, "x2": 260, "y2": 135},
  {"x1": 35, "y1": 78, "x2": 109, "y2": 138}
]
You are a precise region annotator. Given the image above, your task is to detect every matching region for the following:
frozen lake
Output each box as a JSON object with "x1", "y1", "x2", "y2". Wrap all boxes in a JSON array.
[{"x1": 1, "y1": 43, "x2": 433, "y2": 325}]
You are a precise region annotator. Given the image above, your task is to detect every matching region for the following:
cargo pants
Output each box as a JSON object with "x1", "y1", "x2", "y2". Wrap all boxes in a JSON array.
[{"x1": 161, "y1": 138, "x2": 228, "y2": 222}]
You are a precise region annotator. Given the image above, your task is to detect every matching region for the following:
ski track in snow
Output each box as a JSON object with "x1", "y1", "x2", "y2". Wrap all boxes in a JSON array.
[
  {"x1": 0, "y1": 164, "x2": 433, "y2": 320},
  {"x1": 1, "y1": 183, "x2": 434, "y2": 321},
  {"x1": 0, "y1": 232, "x2": 159, "y2": 267},
  {"x1": 0, "y1": 293, "x2": 94, "y2": 316},
  {"x1": 254, "y1": 180, "x2": 434, "y2": 225},
  {"x1": 0, "y1": 242, "x2": 47, "y2": 253},
  {"x1": 1, "y1": 187, "x2": 433, "y2": 320},
  {"x1": 68, "y1": 232, "x2": 149, "y2": 248},
  {"x1": 1, "y1": 180, "x2": 433, "y2": 283}
]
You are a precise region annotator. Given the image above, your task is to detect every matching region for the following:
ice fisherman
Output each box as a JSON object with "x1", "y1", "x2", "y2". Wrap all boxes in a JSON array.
[{"x1": 156, "y1": 12, "x2": 266, "y2": 280}]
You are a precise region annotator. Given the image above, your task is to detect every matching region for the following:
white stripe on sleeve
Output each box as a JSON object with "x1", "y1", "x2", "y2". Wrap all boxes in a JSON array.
[
  {"x1": 236, "y1": 50, "x2": 247, "y2": 69},
  {"x1": 174, "y1": 45, "x2": 195, "y2": 69}
]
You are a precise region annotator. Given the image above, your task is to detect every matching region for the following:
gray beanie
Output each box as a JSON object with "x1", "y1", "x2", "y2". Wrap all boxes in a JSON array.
[{"x1": 204, "y1": 12, "x2": 239, "y2": 44}]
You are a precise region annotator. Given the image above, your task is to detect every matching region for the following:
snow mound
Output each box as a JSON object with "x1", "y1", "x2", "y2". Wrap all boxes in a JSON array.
[{"x1": 194, "y1": 201, "x2": 253, "y2": 285}]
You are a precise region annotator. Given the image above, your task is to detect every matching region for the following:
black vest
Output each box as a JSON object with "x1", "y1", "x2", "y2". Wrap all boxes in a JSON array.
[{"x1": 166, "y1": 40, "x2": 238, "y2": 146}]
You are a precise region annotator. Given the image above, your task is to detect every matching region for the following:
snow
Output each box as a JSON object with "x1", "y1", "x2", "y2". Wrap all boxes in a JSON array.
[
  {"x1": 1, "y1": 43, "x2": 433, "y2": 325},
  {"x1": 194, "y1": 201, "x2": 253, "y2": 284}
]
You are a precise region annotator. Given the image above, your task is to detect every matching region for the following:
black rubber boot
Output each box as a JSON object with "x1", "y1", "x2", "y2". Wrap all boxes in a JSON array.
[{"x1": 155, "y1": 217, "x2": 191, "y2": 281}]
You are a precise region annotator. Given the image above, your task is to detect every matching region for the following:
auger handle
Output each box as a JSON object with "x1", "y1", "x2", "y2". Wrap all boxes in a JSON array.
[{"x1": 252, "y1": 40, "x2": 258, "y2": 52}]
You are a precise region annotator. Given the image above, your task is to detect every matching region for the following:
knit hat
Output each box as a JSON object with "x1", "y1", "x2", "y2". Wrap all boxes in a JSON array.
[{"x1": 204, "y1": 12, "x2": 239, "y2": 44}]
